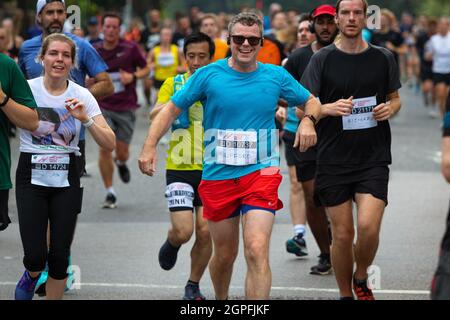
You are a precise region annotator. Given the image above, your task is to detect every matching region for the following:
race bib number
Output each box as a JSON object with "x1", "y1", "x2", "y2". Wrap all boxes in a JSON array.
[
  {"x1": 31, "y1": 154, "x2": 70, "y2": 188},
  {"x1": 216, "y1": 130, "x2": 257, "y2": 166},
  {"x1": 108, "y1": 72, "x2": 125, "y2": 94},
  {"x1": 342, "y1": 96, "x2": 378, "y2": 131},
  {"x1": 157, "y1": 52, "x2": 175, "y2": 67},
  {"x1": 165, "y1": 183, "x2": 194, "y2": 209}
]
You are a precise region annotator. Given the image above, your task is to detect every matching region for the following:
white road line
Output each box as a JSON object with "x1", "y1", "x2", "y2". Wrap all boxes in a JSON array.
[{"x1": 0, "y1": 282, "x2": 430, "y2": 295}]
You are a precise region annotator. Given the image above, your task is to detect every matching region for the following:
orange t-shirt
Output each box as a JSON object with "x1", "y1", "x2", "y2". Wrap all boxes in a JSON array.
[
  {"x1": 257, "y1": 38, "x2": 282, "y2": 65},
  {"x1": 213, "y1": 39, "x2": 229, "y2": 62}
]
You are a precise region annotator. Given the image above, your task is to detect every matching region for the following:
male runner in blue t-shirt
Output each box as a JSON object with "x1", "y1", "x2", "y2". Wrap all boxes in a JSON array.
[{"x1": 139, "y1": 12, "x2": 321, "y2": 300}]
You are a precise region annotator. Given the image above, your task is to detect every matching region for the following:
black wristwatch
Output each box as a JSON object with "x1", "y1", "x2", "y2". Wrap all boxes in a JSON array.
[
  {"x1": 0, "y1": 93, "x2": 9, "y2": 108},
  {"x1": 303, "y1": 114, "x2": 317, "y2": 126}
]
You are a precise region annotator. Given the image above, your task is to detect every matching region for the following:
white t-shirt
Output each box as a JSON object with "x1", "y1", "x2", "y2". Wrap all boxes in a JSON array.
[
  {"x1": 20, "y1": 77, "x2": 102, "y2": 155},
  {"x1": 427, "y1": 33, "x2": 450, "y2": 74}
]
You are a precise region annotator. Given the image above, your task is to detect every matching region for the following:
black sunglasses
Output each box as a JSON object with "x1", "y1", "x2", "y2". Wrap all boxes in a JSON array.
[{"x1": 230, "y1": 35, "x2": 262, "y2": 46}]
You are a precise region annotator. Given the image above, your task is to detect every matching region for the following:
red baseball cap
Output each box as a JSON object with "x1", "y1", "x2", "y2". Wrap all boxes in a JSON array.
[{"x1": 312, "y1": 5, "x2": 336, "y2": 18}]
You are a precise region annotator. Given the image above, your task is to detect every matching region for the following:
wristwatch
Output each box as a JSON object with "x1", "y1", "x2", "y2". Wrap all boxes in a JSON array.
[
  {"x1": 0, "y1": 93, "x2": 9, "y2": 108},
  {"x1": 303, "y1": 114, "x2": 317, "y2": 126}
]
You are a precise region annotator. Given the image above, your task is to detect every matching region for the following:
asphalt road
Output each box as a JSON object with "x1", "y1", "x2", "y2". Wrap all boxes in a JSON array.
[{"x1": 1, "y1": 84, "x2": 449, "y2": 300}]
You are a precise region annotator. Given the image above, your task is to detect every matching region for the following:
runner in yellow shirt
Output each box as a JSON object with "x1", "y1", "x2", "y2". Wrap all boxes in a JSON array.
[{"x1": 145, "y1": 32, "x2": 215, "y2": 300}]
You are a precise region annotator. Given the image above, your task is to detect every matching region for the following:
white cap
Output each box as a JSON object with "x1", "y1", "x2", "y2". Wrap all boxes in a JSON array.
[{"x1": 36, "y1": 0, "x2": 65, "y2": 15}]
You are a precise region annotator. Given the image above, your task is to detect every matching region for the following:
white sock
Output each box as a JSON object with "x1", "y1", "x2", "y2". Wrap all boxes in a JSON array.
[
  {"x1": 107, "y1": 187, "x2": 116, "y2": 196},
  {"x1": 116, "y1": 160, "x2": 125, "y2": 166},
  {"x1": 294, "y1": 224, "x2": 306, "y2": 236}
]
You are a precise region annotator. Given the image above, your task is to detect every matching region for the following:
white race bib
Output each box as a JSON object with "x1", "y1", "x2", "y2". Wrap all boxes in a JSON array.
[
  {"x1": 157, "y1": 52, "x2": 175, "y2": 67},
  {"x1": 31, "y1": 154, "x2": 70, "y2": 187},
  {"x1": 165, "y1": 183, "x2": 194, "y2": 209},
  {"x1": 216, "y1": 130, "x2": 258, "y2": 166},
  {"x1": 108, "y1": 72, "x2": 125, "y2": 94},
  {"x1": 342, "y1": 96, "x2": 378, "y2": 131}
]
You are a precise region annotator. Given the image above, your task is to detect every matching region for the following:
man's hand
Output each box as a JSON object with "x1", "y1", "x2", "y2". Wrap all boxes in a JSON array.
[
  {"x1": 294, "y1": 117, "x2": 317, "y2": 152},
  {"x1": 373, "y1": 102, "x2": 393, "y2": 121},
  {"x1": 120, "y1": 69, "x2": 135, "y2": 86},
  {"x1": 323, "y1": 96, "x2": 353, "y2": 117},
  {"x1": 138, "y1": 145, "x2": 157, "y2": 176},
  {"x1": 276, "y1": 107, "x2": 287, "y2": 126}
]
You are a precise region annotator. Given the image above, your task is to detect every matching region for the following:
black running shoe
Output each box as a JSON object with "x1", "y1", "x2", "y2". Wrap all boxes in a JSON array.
[
  {"x1": 286, "y1": 234, "x2": 308, "y2": 257},
  {"x1": 35, "y1": 282, "x2": 46, "y2": 297},
  {"x1": 310, "y1": 253, "x2": 332, "y2": 275},
  {"x1": 116, "y1": 161, "x2": 130, "y2": 183},
  {"x1": 158, "y1": 239, "x2": 180, "y2": 271},
  {"x1": 102, "y1": 193, "x2": 117, "y2": 209},
  {"x1": 183, "y1": 284, "x2": 206, "y2": 300}
]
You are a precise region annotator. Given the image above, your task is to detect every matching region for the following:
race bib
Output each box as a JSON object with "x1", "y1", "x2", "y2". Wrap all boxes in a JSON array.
[
  {"x1": 108, "y1": 72, "x2": 125, "y2": 94},
  {"x1": 165, "y1": 183, "x2": 194, "y2": 209},
  {"x1": 342, "y1": 96, "x2": 378, "y2": 131},
  {"x1": 216, "y1": 130, "x2": 257, "y2": 166},
  {"x1": 157, "y1": 52, "x2": 175, "y2": 67},
  {"x1": 31, "y1": 154, "x2": 70, "y2": 187}
]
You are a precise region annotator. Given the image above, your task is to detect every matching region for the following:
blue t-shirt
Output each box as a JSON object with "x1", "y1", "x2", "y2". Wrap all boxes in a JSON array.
[
  {"x1": 171, "y1": 59, "x2": 311, "y2": 180},
  {"x1": 284, "y1": 107, "x2": 299, "y2": 134},
  {"x1": 19, "y1": 33, "x2": 108, "y2": 140}
]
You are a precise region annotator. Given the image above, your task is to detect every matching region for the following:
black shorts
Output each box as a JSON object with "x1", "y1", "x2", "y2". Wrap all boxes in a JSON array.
[
  {"x1": 420, "y1": 65, "x2": 433, "y2": 81},
  {"x1": 282, "y1": 131, "x2": 301, "y2": 167},
  {"x1": 314, "y1": 165, "x2": 389, "y2": 207},
  {"x1": 283, "y1": 131, "x2": 317, "y2": 182},
  {"x1": 154, "y1": 79, "x2": 165, "y2": 89},
  {"x1": 166, "y1": 170, "x2": 202, "y2": 212},
  {"x1": 433, "y1": 73, "x2": 450, "y2": 85},
  {"x1": 0, "y1": 189, "x2": 10, "y2": 231},
  {"x1": 296, "y1": 161, "x2": 317, "y2": 183}
]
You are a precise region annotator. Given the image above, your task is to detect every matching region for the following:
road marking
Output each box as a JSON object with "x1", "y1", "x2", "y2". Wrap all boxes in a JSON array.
[{"x1": 0, "y1": 282, "x2": 430, "y2": 295}]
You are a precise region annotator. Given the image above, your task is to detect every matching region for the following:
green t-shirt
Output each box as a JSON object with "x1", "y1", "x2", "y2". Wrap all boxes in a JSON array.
[{"x1": 0, "y1": 53, "x2": 37, "y2": 190}]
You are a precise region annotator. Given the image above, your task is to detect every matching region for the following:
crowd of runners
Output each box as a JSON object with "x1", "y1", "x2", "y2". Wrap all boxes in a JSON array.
[{"x1": 0, "y1": 0, "x2": 449, "y2": 300}]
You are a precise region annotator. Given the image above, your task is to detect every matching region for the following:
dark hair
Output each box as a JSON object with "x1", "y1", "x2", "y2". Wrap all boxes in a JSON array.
[
  {"x1": 298, "y1": 13, "x2": 312, "y2": 24},
  {"x1": 183, "y1": 32, "x2": 215, "y2": 58},
  {"x1": 336, "y1": 0, "x2": 368, "y2": 15},
  {"x1": 102, "y1": 12, "x2": 122, "y2": 26}
]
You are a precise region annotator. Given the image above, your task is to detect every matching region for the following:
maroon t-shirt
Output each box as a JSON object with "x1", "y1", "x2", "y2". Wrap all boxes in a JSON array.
[{"x1": 94, "y1": 39, "x2": 147, "y2": 111}]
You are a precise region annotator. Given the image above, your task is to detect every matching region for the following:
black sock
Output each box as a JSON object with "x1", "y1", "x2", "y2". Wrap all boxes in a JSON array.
[
  {"x1": 321, "y1": 253, "x2": 331, "y2": 260},
  {"x1": 187, "y1": 280, "x2": 199, "y2": 287},
  {"x1": 167, "y1": 239, "x2": 181, "y2": 250},
  {"x1": 354, "y1": 277, "x2": 367, "y2": 286}
]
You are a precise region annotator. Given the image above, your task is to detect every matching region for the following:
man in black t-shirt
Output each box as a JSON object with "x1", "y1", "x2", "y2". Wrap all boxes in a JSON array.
[
  {"x1": 431, "y1": 92, "x2": 450, "y2": 300},
  {"x1": 283, "y1": 4, "x2": 338, "y2": 276},
  {"x1": 300, "y1": 0, "x2": 402, "y2": 300}
]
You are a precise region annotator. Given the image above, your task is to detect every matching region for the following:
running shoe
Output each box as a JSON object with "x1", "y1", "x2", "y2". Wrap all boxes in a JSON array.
[
  {"x1": 35, "y1": 265, "x2": 48, "y2": 297},
  {"x1": 183, "y1": 283, "x2": 206, "y2": 300},
  {"x1": 102, "y1": 193, "x2": 117, "y2": 209},
  {"x1": 286, "y1": 233, "x2": 308, "y2": 257},
  {"x1": 310, "y1": 253, "x2": 332, "y2": 275},
  {"x1": 15, "y1": 271, "x2": 40, "y2": 300},
  {"x1": 158, "y1": 239, "x2": 180, "y2": 270},
  {"x1": 353, "y1": 277, "x2": 375, "y2": 300},
  {"x1": 116, "y1": 161, "x2": 130, "y2": 183},
  {"x1": 35, "y1": 268, "x2": 75, "y2": 296}
]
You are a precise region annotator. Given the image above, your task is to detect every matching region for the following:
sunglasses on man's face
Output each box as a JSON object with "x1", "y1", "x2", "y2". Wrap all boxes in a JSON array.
[{"x1": 230, "y1": 35, "x2": 262, "y2": 46}]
